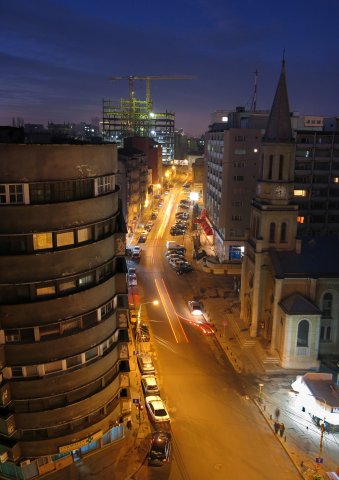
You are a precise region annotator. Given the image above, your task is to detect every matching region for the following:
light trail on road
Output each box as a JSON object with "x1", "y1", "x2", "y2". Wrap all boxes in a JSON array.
[{"x1": 154, "y1": 277, "x2": 189, "y2": 344}]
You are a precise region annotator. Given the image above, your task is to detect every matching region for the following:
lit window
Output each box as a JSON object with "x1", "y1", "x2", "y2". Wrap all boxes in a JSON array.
[
  {"x1": 297, "y1": 216, "x2": 304, "y2": 224},
  {"x1": 294, "y1": 190, "x2": 307, "y2": 197},
  {"x1": 56, "y1": 231, "x2": 74, "y2": 247},
  {"x1": 79, "y1": 274, "x2": 94, "y2": 286},
  {"x1": 222, "y1": 116, "x2": 228, "y2": 122},
  {"x1": 36, "y1": 285, "x2": 56, "y2": 296},
  {"x1": 59, "y1": 280, "x2": 76, "y2": 292},
  {"x1": 333, "y1": 177, "x2": 339, "y2": 183},
  {"x1": 33, "y1": 232, "x2": 53, "y2": 250},
  {"x1": 77, "y1": 227, "x2": 92, "y2": 243},
  {"x1": 234, "y1": 149, "x2": 246, "y2": 155}
]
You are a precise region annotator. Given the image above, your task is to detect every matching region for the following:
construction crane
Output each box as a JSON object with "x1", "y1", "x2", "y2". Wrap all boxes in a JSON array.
[{"x1": 107, "y1": 75, "x2": 195, "y2": 103}]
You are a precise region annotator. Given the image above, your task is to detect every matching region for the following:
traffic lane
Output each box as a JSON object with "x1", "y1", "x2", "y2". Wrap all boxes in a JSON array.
[{"x1": 153, "y1": 327, "x2": 300, "y2": 480}]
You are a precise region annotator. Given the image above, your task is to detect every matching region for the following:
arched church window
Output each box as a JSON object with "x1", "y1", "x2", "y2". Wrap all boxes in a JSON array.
[
  {"x1": 280, "y1": 222, "x2": 287, "y2": 243},
  {"x1": 297, "y1": 320, "x2": 309, "y2": 347},
  {"x1": 269, "y1": 222, "x2": 276, "y2": 243},
  {"x1": 268, "y1": 155, "x2": 273, "y2": 180},
  {"x1": 278, "y1": 155, "x2": 284, "y2": 180},
  {"x1": 322, "y1": 292, "x2": 333, "y2": 318}
]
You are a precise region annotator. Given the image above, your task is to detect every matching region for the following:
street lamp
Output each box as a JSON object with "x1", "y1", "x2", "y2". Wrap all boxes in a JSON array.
[{"x1": 137, "y1": 300, "x2": 159, "y2": 326}]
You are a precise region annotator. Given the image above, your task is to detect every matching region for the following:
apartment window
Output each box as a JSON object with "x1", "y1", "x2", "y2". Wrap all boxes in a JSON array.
[
  {"x1": 56, "y1": 231, "x2": 74, "y2": 247},
  {"x1": 77, "y1": 227, "x2": 93, "y2": 243},
  {"x1": 44, "y1": 360, "x2": 63, "y2": 374},
  {"x1": 40, "y1": 323, "x2": 60, "y2": 338},
  {"x1": 280, "y1": 223, "x2": 287, "y2": 243},
  {"x1": 79, "y1": 274, "x2": 94, "y2": 287},
  {"x1": 96, "y1": 175, "x2": 114, "y2": 195},
  {"x1": 233, "y1": 176, "x2": 244, "y2": 181},
  {"x1": 100, "y1": 300, "x2": 113, "y2": 320},
  {"x1": 234, "y1": 149, "x2": 246, "y2": 155},
  {"x1": 297, "y1": 216, "x2": 305, "y2": 224},
  {"x1": 33, "y1": 232, "x2": 53, "y2": 250},
  {"x1": 61, "y1": 318, "x2": 80, "y2": 334},
  {"x1": 29, "y1": 183, "x2": 52, "y2": 203},
  {"x1": 66, "y1": 355, "x2": 82, "y2": 369},
  {"x1": 59, "y1": 279, "x2": 76, "y2": 292},
  {"x1": 11, "y1": 367, "x2": 23, "y2": 378},
  {"x1": 26, "y1": 366, "x2": 39, "y2": 377},
  {"x1": 36, "y1": 285, "x2": 56, "y2": 297},
  {"x1": 294, "y1": 190, "x2": 307, "y2": 197},
  {"x1": 0, "y1": 184, "x2": 25, "y2": 204},
  {"x1": 53, "y1": 181, "x2": 74, "y2": 201},
  {"x1": 231, "y1": 215, "x2": 242, "y2": 221},
  {"x1": 85, "y1": 346, "x2": 98, "y2": 362},
  {"x1": 232, "y1": 201, "x2": 243, "y2": 207}
]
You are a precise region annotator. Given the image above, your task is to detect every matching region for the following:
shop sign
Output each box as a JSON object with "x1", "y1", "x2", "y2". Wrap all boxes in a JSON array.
[{"x1": 59, "y1": 431, "x2": 102, "y2": 453}]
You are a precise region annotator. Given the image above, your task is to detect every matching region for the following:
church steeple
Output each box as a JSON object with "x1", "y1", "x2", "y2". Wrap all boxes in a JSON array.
[{"x1": 263, "y1": 60, "x2": 293, "y2": 143}]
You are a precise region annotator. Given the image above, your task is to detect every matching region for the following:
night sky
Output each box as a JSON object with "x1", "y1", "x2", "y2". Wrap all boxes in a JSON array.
[{"x1": 1, "y1": 0, "x2": 339, "y2": 136}]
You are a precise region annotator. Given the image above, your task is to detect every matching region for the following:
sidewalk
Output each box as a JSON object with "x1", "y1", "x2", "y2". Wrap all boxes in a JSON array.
[{"x1": 193, "y1": 273, "x2": 339, "y2": 480}]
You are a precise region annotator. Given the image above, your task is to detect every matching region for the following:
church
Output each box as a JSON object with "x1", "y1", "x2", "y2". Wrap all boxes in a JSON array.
[{"x1": 240, "y1": 61, "x2": 339, "y2": 370}]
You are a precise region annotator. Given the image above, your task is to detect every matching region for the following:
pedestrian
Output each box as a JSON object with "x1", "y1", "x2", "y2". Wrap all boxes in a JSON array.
[
  {"x1": 274, "y1": 421, "x2": 279, "y2": 434},
  {"x1": 279, "y1": 423, "x2": 285, "y2": 437}
]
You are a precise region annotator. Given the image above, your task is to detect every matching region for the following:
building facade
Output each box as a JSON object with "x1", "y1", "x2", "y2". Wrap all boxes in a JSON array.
[
  {"x1": 293, "y1": 130, "x2": 339, "y2": 235},
  {"x1": 0, "y1": 144, "x2": 130, "y2": 477},
  {"x1": 204, "y1": 112, "x2": 266, "y2": 261},
  {"x1": 117, "y1": 147, "x2": 148, "y2": 234}
]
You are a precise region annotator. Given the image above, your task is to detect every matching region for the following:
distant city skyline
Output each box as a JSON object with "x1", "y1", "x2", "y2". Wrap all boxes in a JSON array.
[{"x1": 1, "y1": 0, "x2": 339, "y2": 136}]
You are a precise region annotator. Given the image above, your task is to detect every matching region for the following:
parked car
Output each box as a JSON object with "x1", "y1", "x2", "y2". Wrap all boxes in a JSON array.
[
  {"x1": 176, "y1": 262, "x2": 193, "y2": 275},
  {"x1": 137, "y1": 323, "x2": 151, "y2": 342},
  {"x1": 145, "y1": 396, "x2": 170, "y2": 423},
  {"x1": 188, "y1": 300, "x2": 204, "y2": 316},
  {"x1": 169, "y1": 258, "x2": 185, "y2": 268},
  {"x1": 138, "y1": 234, "x2": 147, "y2": 243},
  {"x1": 151, "y1": 212, "x2": 158, "y2": 220},
  {"x1": 148, "y1": 431, "x2": 171, "y2": 466},
  {"x1": 141, "y1": 375, "x2": 160, "y2": 396},
  {"x1": 137, "y1": 354, "x2": 155, "y2": 374}
]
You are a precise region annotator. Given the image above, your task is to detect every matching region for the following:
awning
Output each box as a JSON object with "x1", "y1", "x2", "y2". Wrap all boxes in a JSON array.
[{"x1": 201, "y1": 220, "x2": 213, "y2": 236}]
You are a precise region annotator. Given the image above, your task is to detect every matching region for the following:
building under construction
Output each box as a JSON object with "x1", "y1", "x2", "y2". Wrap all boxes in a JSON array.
[{"x1": 102, "y1": 75, "x2": 193, "y2": 164}]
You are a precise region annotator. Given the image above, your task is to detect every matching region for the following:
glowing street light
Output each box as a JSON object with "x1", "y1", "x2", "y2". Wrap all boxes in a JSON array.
[
  {"x1": 258, "y1": 383, "x2": 264, "y2": 403},
  {"x1": 137, "y1": 300, "x2": 159, "y2": 326}
]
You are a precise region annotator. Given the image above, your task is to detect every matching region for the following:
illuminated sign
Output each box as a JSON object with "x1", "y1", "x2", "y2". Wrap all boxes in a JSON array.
[{"x1": 59, "y1": 431, "x2": 103, "y2": 453}]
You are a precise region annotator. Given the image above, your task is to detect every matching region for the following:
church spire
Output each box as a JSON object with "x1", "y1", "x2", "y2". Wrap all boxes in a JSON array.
[{"x1": 264, "y1": 59, "x2": 293, "y2": 142}]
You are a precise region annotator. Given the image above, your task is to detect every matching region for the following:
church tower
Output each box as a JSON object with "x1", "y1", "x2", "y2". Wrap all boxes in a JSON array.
[{"x1": 240, "y1": 60, "x2": 299, "y2": 338}]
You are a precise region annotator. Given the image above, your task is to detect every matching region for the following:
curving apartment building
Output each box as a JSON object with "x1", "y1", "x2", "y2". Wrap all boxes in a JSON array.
[{"x1": 0, "y1": 144, "x2": 129, "y2": 478}]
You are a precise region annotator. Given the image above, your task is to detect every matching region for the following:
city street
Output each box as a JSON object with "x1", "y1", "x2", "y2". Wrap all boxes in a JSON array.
[{"x1": 126, "y1": 180, "x2": 302, "y2": 480}]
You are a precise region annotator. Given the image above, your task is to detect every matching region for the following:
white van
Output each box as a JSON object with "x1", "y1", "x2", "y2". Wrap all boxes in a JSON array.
[{"x1": 141, "y1": 375, "x2": 160, "y2": 395}]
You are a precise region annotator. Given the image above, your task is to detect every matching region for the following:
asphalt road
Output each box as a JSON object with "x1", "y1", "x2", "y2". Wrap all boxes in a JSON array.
[{"x1": 131, "y1": 183, "x2": 301, "y2": 480}]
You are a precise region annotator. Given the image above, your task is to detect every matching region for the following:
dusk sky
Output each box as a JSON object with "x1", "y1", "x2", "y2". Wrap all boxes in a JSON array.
[{"x1": 1, "y1": 0, "x2": 339, "y2": 136}]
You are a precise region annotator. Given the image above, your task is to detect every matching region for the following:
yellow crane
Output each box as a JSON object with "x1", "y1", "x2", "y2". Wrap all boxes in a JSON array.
[{"x1": 107, "y1": 75, "x2": 195, "y2": 103}]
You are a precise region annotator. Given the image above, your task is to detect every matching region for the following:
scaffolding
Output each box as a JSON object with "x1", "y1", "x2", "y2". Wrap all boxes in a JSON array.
[
  {"x1": 102, "y1": 98, "x2": 174, "y2": 163},
  {"x1": 103, "y1": 75, "x2": 194, "y2": 164}
]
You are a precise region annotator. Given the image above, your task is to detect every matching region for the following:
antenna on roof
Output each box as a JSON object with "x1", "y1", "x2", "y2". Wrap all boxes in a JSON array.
[
  {"x1": 282, "y1": 48, "x2": 286, "y2": 65},
  {"x1": 250, "y1": 69, "x2": 258, "y2": 112}
]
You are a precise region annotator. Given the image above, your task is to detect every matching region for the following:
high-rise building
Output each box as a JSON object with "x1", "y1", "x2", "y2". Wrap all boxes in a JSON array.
[
  {"x1": 0, "y1": 144, "x2": 130, "y2": 476},
  {"x1": 204, "y1": 109, "x2": 268, "y2": 261}
]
